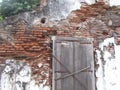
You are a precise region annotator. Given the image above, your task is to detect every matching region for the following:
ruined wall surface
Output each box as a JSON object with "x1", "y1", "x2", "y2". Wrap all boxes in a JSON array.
[{"x1": 0, "y1": 1, "x2": 120, "y2": 90}]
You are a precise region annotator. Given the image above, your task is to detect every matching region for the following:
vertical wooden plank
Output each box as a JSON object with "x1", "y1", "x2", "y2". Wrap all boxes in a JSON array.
[
  {"x1": 54, "y1": 41, "x2": 74, "y2": 90},
  {"x1": 52, "y1": 37, "x2": 56, "y2": 90},
  {"x1": 60, "y1": 41, "x2": 74, "y2": 90},
  {"x1": 54, "y1": 42, "x2": 62, "y2": 90},
  {"x1": 74, "y1": 42, "x2": 95, "y2": 90},
  {"x1": 74, "y1": 42, "x2": 88, "y2": 90},
  {"x1": 86, "y1": 43, "x2": 95, "y2": 90}
]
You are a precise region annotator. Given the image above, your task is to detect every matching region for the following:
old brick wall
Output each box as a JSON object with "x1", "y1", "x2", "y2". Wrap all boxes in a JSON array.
[{"x1": 0, "y1": 2, "x2": 120, "y2": 90}]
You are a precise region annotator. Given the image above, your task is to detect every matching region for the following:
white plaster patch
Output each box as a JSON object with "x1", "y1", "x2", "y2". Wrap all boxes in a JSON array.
[
  {"x1": 38, "y1": 63, "x2": 43, "y2": 68},
  {"x1": 84, "y1": 0, "x2": 95, "y2": 4},
  {"x1": 96, "y1": 37, "x2": 120, "y2": 90},
  {"x1": 29, "y1": 80, "x2": 50, "y2": 90},
  {"x1": 99, "y1": 37, "x2": 115, "y2": 51},
  {"x1": 109, "y1": 0, "x2": 120, "y2": 6},
  {"x1": 0, "y1": 60, "x2": 50, "y2": 90},
  {"x1": 32, "y1": 18, "x2": 41, "y2": 25}
]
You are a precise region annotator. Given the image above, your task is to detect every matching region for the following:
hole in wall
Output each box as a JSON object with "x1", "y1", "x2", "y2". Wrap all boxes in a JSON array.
[{"x1": 41, "y1": 17, "x2": 47, "y2": 24}]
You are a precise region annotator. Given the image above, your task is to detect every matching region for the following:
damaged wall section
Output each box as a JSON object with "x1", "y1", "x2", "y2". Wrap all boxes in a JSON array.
[
  {"x1": 95, "y1": 37, "x2": 120, "y2": 90},
  {"x1": 0, "y1": 2, "x2": 120, "y2": 90},
  {"x1": 0, "y1": 59, "x2": 50, "y2": 90}
]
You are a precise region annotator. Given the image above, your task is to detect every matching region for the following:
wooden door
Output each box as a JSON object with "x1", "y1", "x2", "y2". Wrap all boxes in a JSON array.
[{"x1": 52, "y1": 36, "x2": 95, "y2": 90}]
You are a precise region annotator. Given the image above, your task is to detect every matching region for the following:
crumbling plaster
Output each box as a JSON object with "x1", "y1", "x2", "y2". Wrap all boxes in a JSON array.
[{"x1": 0, "y1": 1, "x2": 120, "y2": 90}]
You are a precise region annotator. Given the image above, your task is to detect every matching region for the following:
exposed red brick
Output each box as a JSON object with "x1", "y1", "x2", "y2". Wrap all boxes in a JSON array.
[{"x1": 0, "y1": 2, "x2": 120, "y2": 87}]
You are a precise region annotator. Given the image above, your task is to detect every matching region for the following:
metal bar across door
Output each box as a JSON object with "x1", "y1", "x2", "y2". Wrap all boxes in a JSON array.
[
  {"x1": 52, "y1": 54, "x2": 88, "y2": 90},
  {"x1": 56, "y1": 66, "x2": 90, "y2": 80}
]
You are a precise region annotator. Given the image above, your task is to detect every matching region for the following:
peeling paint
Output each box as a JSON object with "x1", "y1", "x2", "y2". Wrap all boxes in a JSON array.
[
  {"x1": 96, "y1": 37, "x2": 120, "y2": 90},
  {"x1": 0, "y1": 59, "x2": 50, "y2": 90}
]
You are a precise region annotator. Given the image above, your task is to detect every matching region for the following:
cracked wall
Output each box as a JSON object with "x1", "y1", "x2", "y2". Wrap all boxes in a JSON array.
[{"x1": 0, "y1": 1, "x2": 120, "y2": 90}]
